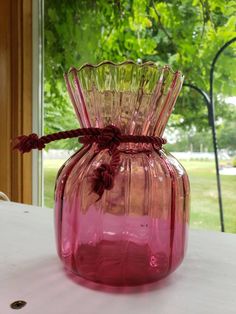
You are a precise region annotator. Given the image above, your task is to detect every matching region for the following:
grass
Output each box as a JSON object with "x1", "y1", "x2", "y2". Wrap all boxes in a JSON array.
[
  {"x1": 44, "y1": 159, "x2": 236, "y2": 233},
  {"x1": 43, "y1": 159, "x2": 64, "y2": 208},
  {"x1": 180, "y1": 160, "x2": 236, "y2": 233}
]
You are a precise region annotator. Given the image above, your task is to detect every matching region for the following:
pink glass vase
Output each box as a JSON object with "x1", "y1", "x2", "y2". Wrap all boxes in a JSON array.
[{"x1": 55, "y1": 61, "x2": 190, "y2": 286}]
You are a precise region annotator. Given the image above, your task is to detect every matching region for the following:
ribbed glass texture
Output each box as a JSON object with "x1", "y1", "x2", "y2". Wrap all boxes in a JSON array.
[{"x1": 55, "y1": 61, "x2": 190, "y2": 286}]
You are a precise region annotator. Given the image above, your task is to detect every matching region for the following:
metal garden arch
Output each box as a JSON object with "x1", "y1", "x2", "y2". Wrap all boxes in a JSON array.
[{"x1": 183, "y1": 37, "x2": 236, "y2": 232}]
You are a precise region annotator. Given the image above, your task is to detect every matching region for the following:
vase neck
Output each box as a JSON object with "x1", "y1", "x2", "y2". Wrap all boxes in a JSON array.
[{"x1": 65, "y1": 62, "x2": 183, "y2": 136}]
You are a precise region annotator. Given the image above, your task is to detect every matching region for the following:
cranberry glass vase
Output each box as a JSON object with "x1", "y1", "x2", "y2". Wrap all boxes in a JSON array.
[{"x1": 55, "y1": 61, "x2": 190, "y2": 286}]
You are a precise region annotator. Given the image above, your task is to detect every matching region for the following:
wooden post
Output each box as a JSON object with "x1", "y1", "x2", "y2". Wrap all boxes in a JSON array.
[{"x1": 0, "y1": 0, "x2": 32, "y2": 203}]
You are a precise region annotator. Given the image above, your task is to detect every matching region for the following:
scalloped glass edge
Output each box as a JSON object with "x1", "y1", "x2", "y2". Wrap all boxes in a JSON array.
[{"x1": 65, "y1": 60, "x2": 184, "y2": 78}]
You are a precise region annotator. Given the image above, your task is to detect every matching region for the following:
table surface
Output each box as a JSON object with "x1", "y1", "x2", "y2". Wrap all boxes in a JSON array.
[{"x1": 0, "y1": 201, "x2": 236, "y2": 314}]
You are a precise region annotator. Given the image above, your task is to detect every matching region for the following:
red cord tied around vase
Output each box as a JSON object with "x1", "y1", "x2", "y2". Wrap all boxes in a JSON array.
[{"x1": 13, "y1": 125, "x2": 167, "y2": 198}]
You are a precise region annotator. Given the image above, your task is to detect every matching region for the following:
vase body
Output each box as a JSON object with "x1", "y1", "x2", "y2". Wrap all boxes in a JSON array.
[{"x1": 55, "y1": 61, "x2": 190, "y2": 286}]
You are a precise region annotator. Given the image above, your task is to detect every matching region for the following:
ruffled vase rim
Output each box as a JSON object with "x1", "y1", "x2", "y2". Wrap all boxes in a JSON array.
[{"x1": 65, "y1": 60, "x2": 183, "y2": 77}]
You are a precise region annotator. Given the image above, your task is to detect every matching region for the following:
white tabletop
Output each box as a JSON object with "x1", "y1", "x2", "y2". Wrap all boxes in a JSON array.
[{"x1": 0, "y1": 201, "x2": 235, "y2": 314}]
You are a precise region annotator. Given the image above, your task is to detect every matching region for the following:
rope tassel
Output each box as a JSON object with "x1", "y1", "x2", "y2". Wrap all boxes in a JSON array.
[{"x1": 13, "y1": 125, "x2": 167, "y2": 198}]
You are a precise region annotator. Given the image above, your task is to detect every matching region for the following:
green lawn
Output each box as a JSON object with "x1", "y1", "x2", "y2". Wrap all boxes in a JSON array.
[{"x1": 44, "y1": 159, "x2": 236, "y2": 233}]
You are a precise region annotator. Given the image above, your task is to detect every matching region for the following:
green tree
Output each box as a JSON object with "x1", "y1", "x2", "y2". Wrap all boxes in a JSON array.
[{"x1": 44, "y1": 0, "x2": 236, "y2": 149}]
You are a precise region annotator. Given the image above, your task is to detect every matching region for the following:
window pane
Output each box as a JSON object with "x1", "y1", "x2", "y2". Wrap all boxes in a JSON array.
[{"x1": 43, "y1": 1, "x2": 236, "y2": 233}]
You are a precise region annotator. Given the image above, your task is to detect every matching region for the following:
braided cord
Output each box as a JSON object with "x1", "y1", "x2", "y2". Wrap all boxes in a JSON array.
[{"x1": 13, "y1": 125, "x2": 166, "y2": 198}]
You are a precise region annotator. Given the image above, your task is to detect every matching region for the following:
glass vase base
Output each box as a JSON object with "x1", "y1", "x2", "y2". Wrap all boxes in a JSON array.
[{"x1": 62, "y1": 240, "x2": 174, "y2": 286}]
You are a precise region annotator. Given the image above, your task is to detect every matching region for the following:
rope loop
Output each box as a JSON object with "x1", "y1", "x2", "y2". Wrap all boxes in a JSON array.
[{"x1": 13, "y1": 125, "x2": 166, "y2": 198}]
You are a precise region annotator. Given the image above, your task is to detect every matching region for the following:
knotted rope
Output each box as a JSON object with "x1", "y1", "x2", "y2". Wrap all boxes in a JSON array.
[{"x1": 13, "y1": 125, "x2": 166, "y2": 198}]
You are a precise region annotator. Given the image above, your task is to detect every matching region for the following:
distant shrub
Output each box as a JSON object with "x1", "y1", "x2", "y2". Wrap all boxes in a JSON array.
[{"x1": 232, "y1": 157, "x2": 236, "y2": 167}]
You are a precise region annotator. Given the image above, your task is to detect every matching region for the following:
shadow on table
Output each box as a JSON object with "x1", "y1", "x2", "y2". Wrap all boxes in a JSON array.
[{"x1": 4, "y1": 254, "x2": 179, "y2": 297}]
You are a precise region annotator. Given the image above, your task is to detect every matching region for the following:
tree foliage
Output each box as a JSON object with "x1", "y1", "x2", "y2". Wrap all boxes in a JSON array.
[{"x1": 44, "y1": 0, "x2": 236, "y2": 150}]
